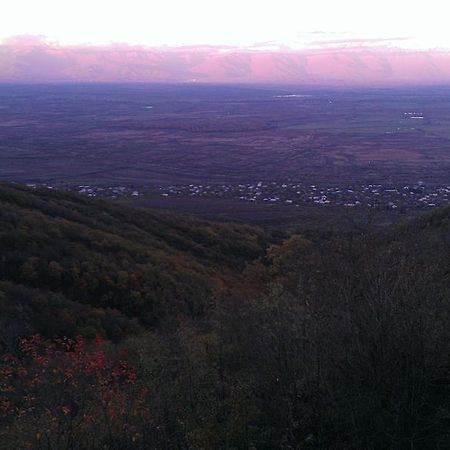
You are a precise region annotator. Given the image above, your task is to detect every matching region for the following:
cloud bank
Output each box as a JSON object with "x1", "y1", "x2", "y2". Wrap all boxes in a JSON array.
[{"x1": 1, "y1": 35, "x2": 450, "y2": 86}]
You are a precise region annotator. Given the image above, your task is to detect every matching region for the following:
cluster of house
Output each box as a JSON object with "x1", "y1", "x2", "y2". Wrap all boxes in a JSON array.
[
  {"x1": 26, "y1": 181, "x2": 449, "y2": 211},
  {"x1": 76, "y1": 185, "x2": 141, "y2": 198},
  {"x1": 156, "y1": 181, "x2": 449, "y2": 210},
  {"x1": 26, "y1": 184, "x2": 141, "y2": 198}
]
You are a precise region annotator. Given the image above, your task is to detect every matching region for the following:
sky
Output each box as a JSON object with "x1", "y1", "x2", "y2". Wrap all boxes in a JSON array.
[
  {"x1": 2, "y1": 0, "x2": 450, "y2": 85},
  {"x1": 1, "y1": 0, "x2": 449, "y2": 50}
]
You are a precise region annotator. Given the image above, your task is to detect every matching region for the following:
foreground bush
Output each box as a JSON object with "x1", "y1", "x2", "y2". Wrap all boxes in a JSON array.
[{"x1": 0, "y1": 335, "x2": 149, "y2": 450}]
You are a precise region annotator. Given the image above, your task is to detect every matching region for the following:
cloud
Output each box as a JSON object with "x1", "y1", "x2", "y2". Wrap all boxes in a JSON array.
[
  {"x1": 2, "y1": 35, "x2": 450, "y2": 86},
  {"x1": 1, "y1": 34, "x2": 50, "y2": 47},
  {"x1": 307, "y1": 36, "x2": 411, "y2": 48}
]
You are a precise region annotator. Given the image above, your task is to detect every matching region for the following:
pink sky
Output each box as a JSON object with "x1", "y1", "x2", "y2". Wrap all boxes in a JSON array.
[{"x1": 2, "y1": 36, "x2": 450, "y2": 86}]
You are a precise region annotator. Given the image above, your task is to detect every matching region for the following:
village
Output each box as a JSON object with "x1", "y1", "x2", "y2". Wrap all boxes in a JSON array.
[
  {"x1": 154, "y1": 181, "x2": 449, "y2": 211},
  {"x1": 28, "y1": 180, "x2": 450, "y2": 213}
]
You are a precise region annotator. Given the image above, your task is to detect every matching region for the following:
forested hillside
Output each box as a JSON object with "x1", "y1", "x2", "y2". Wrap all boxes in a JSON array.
[
  {"x1": 0, "y1": 182, "x2": 270, "y2": 343},
  {"x1": 0, "y1": 182, "x2": 448, "y2": 449}
]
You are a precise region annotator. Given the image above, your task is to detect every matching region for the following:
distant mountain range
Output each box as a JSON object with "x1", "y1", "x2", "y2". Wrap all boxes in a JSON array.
[{"x1": 2, "y1": 36, "x2": 450, "y2": 85}]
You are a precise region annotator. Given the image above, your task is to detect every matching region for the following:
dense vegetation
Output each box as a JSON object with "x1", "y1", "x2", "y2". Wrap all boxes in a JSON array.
[
  {"x1": 0, "y1": 182, "x2": 449, "y2": 449},
  {"x1": 0, "y1": 182, "x2": 269, "y2": 342}
]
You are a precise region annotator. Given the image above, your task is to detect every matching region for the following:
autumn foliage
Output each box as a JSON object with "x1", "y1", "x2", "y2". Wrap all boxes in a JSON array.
[
  {"x1": 0, "y1": 183, "x2": 449, "y2": 448},
  {"x1": 0, "y1": 335, "x2": 149, "y2": 449}
]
